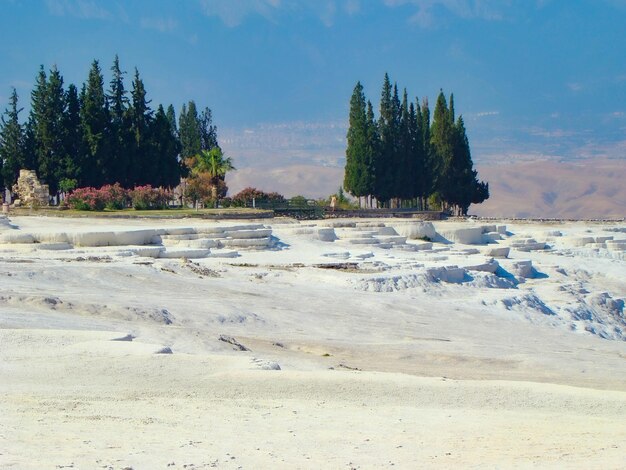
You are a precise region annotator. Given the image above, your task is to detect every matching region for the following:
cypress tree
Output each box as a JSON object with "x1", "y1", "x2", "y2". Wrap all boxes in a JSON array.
[
  {"x1": 397, "y1": 89, "x2": 413, "y2": 203},
  {"x1": 419, "y1": 97, "x2": 434, "y2": 206},
  {"x1": 128, "y1": 68, "x2": 153, "y2": 185},
  {"x1": 0, "y1": 88, "x2": 24, "y2": 191},
  {"x1": 408, "y1": 100, "x2": 421, "y2": 206},
  {"x1": 179, "y1": 100, "x2": 201, "y2": 159},
  {"x1": 149, "y1": 105, "x2": 181, "y2": 187},
  {"x1": 375, "y1": 73, "x2": 395, "y2": 206},
  {"x1": 199, "y1": 107, "x2": 218, "y2": 151},
  {"x1": 450, "y1": 115, "x2": 489, "y2": 215},
  {"x1": 58, "y1": 83, "x2": 81, "y2": 186},
  {"x1": 430, "y1": 90, "x2": 455, "y2": 207},
  {"x1": 27, "y1": 66, "x2": 47, "y2": 178},
  {"x1": 166, "y1": 104, "x2": 177, "y2": 138},
  {"x1": 37, "y1": 65, "x2": 67, "y2": 194},
  {"x1": 344, "y1": 81, "x2": 369, "y2": 202},
  {"x1": 107, "y1": 55, "x2": 131, "y2": 185},
  {"x1": 166, "y1": 104, "x2": 183, "y2": 180},
  {"x1": 364, "y1": 100, "x2": 379, "y2": 207},
  {"x1": 80, "y1": 60, "x2": 109, "y2": 187}
]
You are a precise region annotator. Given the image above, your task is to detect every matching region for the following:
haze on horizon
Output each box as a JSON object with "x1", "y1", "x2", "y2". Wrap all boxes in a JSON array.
[{"x1": 1, "y1": 0, "x2": 625, "y2": 217}]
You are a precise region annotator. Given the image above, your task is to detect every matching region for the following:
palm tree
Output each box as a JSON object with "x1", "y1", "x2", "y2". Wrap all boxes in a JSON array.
[{"x1": 193, "y1": 147, "x2": 235, "y2": 205}]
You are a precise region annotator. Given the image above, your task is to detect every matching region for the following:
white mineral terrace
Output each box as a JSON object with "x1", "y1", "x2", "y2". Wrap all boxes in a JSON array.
[{"x1": 1, "y1": 214, "x2": 625, "y2": 468}]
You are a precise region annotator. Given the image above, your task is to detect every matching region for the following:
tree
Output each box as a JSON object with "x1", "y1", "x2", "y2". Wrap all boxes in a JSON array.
[
  {"x1": 419, "y1": 97, "x2": 432, "y2": 198},
  {"x1": 363, "y1": 101, "x2": 379, "y2": 207},
  {"x1": 397, "y1": 89, "x2": 413, "y2": 202},
  {"x1": 343, "y1": 81, "x2": 369, "y2": 204},
  {"x1": 179, "y1": 100, "x2": 201, "y2": 159},
  {"x1": 430, "y1": 90, "x2": 455, "y2": 208},
  {"x1": 149, "y1": 105, "x2": 181, "y2": 188},
  {"x1": 58, "y1": 83, "x2": 81, "y2": 186},
  {"x1": 127, "y1": 68, "x2": 153, "y2": 185},
  {"x1": 374, "y1": 73, "x2": 396, "y2": 206},
  {"x1": 80, "y1": 60, "x2": 110, "y2": 187},
  {"x1": 186, "y1": 147, "x2": 234, "y2": 206},
  {"x1": 107, "y1": 55, "x2": 130, "y2": 185},
  {"x1": 199, "y1": 106, "x2": 218, "y2": 151},
  {"x1": 29, "y1": 65, "x2": 67, "y2": 195},
  {"x1": 449, "y1": 116, "x2": 489, "y2": 215},
  {"x1": 0, "y1": 88, "x2": 24, "y2": 191}
]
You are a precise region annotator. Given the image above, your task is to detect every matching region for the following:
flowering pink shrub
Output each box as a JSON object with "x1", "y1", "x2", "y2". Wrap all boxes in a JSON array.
[
  {"x1": 66, "y1": 187, "x2": 106, "y2": 211},
  {"x1": 99, "y1": 183, "x2": 129, "y2": 210},
  {"x1": 231, "y1": 187, "x2": 285, "y2": 207},
  {"x1": 67, "y1": 184, "x2": 171, "y2": 211},
  {"x1": 129, "y1": 185, "x2": 171, "y2": 210}
]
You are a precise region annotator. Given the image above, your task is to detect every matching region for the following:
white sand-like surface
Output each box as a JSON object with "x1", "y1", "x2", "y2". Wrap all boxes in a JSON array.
[{"x1": 1, "y1": 215, "x2": 625, "y2": 469}]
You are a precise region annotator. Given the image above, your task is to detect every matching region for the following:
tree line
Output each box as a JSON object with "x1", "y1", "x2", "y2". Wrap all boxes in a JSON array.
[
  {"x1": 344, "y1": 73, "x2": 489, "y2": 215},
  {"x1": 0, "y1": 55, "x2": 220, "y2": 198}
]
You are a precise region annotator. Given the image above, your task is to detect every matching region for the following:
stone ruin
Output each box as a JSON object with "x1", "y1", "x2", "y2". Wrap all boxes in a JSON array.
[{"x1": 12, "y1": 169, "x2": 50, "y2": 207}]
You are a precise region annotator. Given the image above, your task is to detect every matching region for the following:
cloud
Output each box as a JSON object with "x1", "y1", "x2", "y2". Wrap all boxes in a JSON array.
[
  {"x1": 528, "y1": 127, "x2": 576, "y2": 138},
  {"x1": 140, "y1": 17, "x2": 179, "y2": 33},
  {"x1": 45, "y1": 0, "x2": 113, "y2": 20},
  {"x1": 198, "y1": 0, "x2": 281, "y2": 27},
  {"x1": 474, "y1": 110, "x2": 499, "y2": 118},
  {"x1": 344, "y1": 0, "x2": 361, "y2": 15},
  {"x1": 198, "y1": 0, "x2": 357, "y2": 27},
  {"x1": 567, "y1": 82, "x2": 583, "y2": 92},
  {"x1": 383, "y1": 0, "x2": 505, "y2": 28}
]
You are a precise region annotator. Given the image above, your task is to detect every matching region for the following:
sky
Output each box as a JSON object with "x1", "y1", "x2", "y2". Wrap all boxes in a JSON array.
[{"x1": 1, "y1": 0, "x2": 625, "y2": 197}]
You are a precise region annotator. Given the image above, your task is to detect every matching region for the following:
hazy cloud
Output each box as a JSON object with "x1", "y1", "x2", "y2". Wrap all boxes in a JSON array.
[
  {"x1": 198, "y1": 0, "x2": 281, "y2": 27},
  {"x1": 473, "y1": 111, "x2": 500, "y2": 118},
  {"x1": 199, "y1": 0, "x2": 361, "y2": 27},
  {"x1": 528, "y1": 127, "x2": 576, "y2": 138},
  {"x1": 344, "y1": 0, "x2": 361, "y2": 15},
  {"x1": 567, "y1": 82, "x2": 583, "y2": 92},
  {"x1": 383, "y1": 0, "x2": 505, "y2": 28},
  {"x1": 140, "y1": 17, "x2": 179, "y2": 33},
  {"x1": 45, "y1": 0, "x2": 113, "y2": 20}
]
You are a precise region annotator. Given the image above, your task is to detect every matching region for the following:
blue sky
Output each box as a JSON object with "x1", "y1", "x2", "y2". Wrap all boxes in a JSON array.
[{"x1": 1, "y1": 0, "x2": 625, "y2": 194}]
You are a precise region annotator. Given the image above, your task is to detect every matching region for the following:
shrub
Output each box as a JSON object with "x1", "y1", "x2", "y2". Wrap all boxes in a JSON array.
[
  {"x1": 130, "y1": 185, "x2": 171, "y2": 210},
  {"x1": 289, "y1": 195, "x2": 308, "y2": 207},
  {"x1": 67, "y1": 187, "x2": 105, "y2": 211},
  {"x1": 59, "y1": 178, "x2": 77, "y2": 194},
  {"x1": 99, "y1": 183, "x2": 129, "y2": 210},
  {"x1": 231, "y1": 187, "x2": 286, "y2": 207}
]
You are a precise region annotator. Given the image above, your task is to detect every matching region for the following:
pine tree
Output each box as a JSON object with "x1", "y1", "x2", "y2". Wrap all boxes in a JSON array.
[
  {"x1": 80, "y1": 60, "x2": 110, "y2": 187},
  {"x1": 0, "y1": 88, "x2": 24, "y2": 191},
  {"x1": 344, "y1": 81, "x2": 369, "y2": 202}
]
